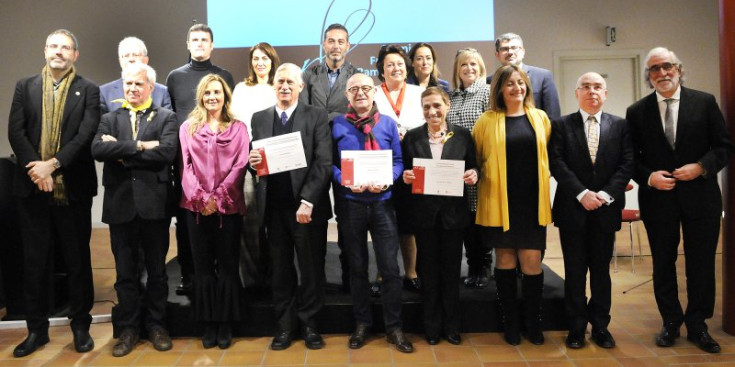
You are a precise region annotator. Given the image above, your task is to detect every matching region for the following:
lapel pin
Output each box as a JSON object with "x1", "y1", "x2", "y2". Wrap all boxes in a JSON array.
[{"x1": 75, "y1": 91, "x2": 80, "y2": 96}]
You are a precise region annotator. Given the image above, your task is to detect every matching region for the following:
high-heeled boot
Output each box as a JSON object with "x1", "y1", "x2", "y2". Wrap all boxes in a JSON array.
[
  {"x1": 522, "y1": 271, "x2": 544, "y2": 345},
  {"x1": 495, "y1": 268, "x2": 520, "y2": 345}
]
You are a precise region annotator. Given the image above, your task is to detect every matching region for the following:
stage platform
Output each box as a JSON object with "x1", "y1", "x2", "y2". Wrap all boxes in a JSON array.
[{"x1": 164, "y1": 243, "x2": 567, "y2": 337}]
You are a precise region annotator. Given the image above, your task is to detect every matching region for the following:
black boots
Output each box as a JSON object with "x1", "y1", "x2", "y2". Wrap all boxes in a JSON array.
[
  {"x1": 495, "y1": 268, "x2": 520, "y2": 345},
  {"x1": 522, "y1": 272, "x2": 544, "y2": 345}
]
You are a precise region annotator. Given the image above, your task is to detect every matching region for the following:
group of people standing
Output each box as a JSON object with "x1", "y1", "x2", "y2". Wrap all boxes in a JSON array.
[{"x1": 6, "y1": 21, "x2": 733, "y2": 360}]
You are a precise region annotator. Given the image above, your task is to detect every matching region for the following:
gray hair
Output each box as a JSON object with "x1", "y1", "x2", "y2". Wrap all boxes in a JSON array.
[
  {"x1": 118, "y1": 36, "x2": 148, "y2": 58},
  {"x1": 494, "y1": 32, "x2": 523, "y2": 52},
  {"x1": 46, "y1": 29, "x2": 78, "y2": 50},
  {"x1": 121, "y1": 62, "x2": 156, "y2": 85},
  {"x1": 275, "y1": 63, "x2": 303, "y2": 85},
  {"x1": 644, "y1": 46, "x2": 685, "y2": 88}
]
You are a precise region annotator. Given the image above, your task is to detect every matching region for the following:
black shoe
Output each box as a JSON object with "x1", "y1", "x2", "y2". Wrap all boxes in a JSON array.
[
  {"x1": 149, "y1": 327, "x2": 172, "y2": 351},
  {"x1": 426, "y1": 335, "x2": 440, "y2": 345},
  {"x1": 349, "y1": 324, "x2": 370, "y2": 349},
  {"x1": 387, "y1": 329, "x2": 414, "y2": 353},
  {"x1": 13, "y1": 332, "x2": 50, "y2": 358},
  {"x1": 303, "y1": 327, "x2": 324, "y2": 350},
  {"x1": 112, "y1": 328, "x2": 139, "y2": 357},
  {"x1": 369, "y1": 282, "x2": 381, "y2": 297},
  {"x1": 217, "y1": 324, "x2": 232, "y2": 349},
  {"x1": 202, "y1": 324, "x2": 217, "y2": 349},
  {"x1": 72, "y1": 329, "x2": 94, "y2": 353},
  {"x1": 403, "y1": 277, "x2": 422, "y2": 292},
  {"x1": 270, "y1": 330, "x2": 293, "y2": 351},
  {"x1": 687, "y1": 330, "x2": 721, "y2": 353},
  {"x1": 175, "y1": 276, "x2": 192, "y2": 296},
  {"x1": 464, "y1": 274, "x2": 478, "y2": 288},
  {"x1": 591, "y1": 328, "x2": 615, "y2": 349},
  {"x1": 655, "y1": 325, "x2": 680, "y2": 347},
  {"x1": 445, "y1": 333, "x2": 462, "y2": 345},
  {"x1": 476, "y1": 273, "x2": 490, "y2": 288},
  {"x1": 565, "y1": 331, "x2": 585, "y2": 349}
]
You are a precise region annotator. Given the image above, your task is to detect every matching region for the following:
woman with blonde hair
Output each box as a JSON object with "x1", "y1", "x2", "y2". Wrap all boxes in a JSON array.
[{"x1": 180, "y1": 74, "x2": 250, "y2": 349}]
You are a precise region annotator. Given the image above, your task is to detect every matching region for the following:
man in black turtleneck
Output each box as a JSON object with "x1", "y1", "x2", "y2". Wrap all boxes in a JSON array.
[{"x1": 165, "y1": 23, "x2": 235, "y2": 295}]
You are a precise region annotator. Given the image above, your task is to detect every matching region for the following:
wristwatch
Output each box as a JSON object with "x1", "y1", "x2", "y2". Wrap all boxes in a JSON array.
[{"x1": 52, "y1": 158, "x2": 61, "y2": 170}]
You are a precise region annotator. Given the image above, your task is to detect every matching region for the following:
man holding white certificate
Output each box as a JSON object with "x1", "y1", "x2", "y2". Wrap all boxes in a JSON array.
[
  {"x1": 248, "y1": 63, "x2": 332, "y2": 351},
  {"x1": 402, "y1": 87, "x2": 478, "y2": 345},
  {"x1": 331, "y1": 73, "x2": 412, "y2": 353}
]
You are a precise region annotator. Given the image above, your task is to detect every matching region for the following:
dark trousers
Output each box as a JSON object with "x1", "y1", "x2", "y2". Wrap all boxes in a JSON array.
[
  {"x1": 333, "y1": 191, "x2": 350, "y2": 285},
  {"x1": 464, "y1": 220, "x2": 491, "y2": 270},
  {"x1": 187, "y1": 211, "x2": 243, "y2": 322},
  {"x1": 643, "y1": 206, "x2": 720, "y2": 332},
  {"x1": 267, "y1": 207, "x2": 326, "y2": 332},
  {"x1": 415, "y1": 218, "x2": 464, "y2": 336},
  {"x1": 559, "y1": 224, "x2": 614, "y2": 332},
  {"x1": 175, "y1": 207, "x2": 194, "y2": 280},
  {"x1": 109, "y1": 217, "x2": 169, "y2": 333},
  {"x1": 341, "y1": 199, "x2": 402, "y2": 331},
  {"x1": 17, "y1": 194, "x2": 94, "y2": 333},
  {"x1": 239, "y1": 172, "x2": 270, "y2": 288}
]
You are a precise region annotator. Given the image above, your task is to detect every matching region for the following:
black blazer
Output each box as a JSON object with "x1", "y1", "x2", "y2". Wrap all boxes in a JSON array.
[
  {"x1": 250, "y1": 103, "x2": 333, "y2": 221},
  {"x1": 8, "y1": 74, "x2": 100, "y2": 200},
  {"x1": 402, "y1": 123, "x2": 478, "y2": 230},
  {"x1": 91, "y1": 105, "x2": 178, "y2": 224},
  {"x1": 626, "y1": 87, "x2": 734, "y2": 218},
  {"x1": 549, "y1": 111, "x2": 634, "y2": 232}
]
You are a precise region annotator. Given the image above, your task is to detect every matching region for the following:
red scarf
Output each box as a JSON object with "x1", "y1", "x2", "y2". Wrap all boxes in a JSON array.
[
  {"x1": 381, "y1": 82, "x2": 405, "y2": 118},
  {"x1": 345, "y1": 102, "x2": 381, "y2": 150}
]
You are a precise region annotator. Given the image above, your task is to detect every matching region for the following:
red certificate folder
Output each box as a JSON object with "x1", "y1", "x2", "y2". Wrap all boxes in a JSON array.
[
  {"x1": 255, "y1": 148, "x2": 269, "y2": 176},
  {"x1": 411, "y1": 166, "x2": 426, "y2": 194},
  {"x1": 341, "y1": 158, "x2": 354, "y2": 186}
]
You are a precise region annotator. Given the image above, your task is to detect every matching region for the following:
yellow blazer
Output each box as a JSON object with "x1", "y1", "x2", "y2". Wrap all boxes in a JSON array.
[{"x1": 472, "y1": 107, "x2": 552, "y2": 230}]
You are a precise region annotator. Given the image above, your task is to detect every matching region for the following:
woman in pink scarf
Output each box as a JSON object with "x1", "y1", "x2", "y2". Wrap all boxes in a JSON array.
[{"x1": 179, "y1": 74, "x2": 249, "y2": 349}]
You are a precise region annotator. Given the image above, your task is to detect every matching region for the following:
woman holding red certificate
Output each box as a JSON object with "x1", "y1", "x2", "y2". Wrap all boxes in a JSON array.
[
  {"x1": 402, "y1": 87, "x2": 478, "y2": 345},
  {"x1": 473, "y1": 64, "x2": 552, "y2": 346},
  {"x1": 374, "y1": 44, "x2": 424, "y2": 293},
  {"x1": 179, "y1": 74, "x2": 250, "y2": 349}
]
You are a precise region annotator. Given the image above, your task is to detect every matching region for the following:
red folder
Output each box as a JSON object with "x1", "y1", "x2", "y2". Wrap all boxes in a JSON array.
[
  {"x1": 255, "y1": 148, "x2": 269, "y2": 176},
  {"x1": 341, "y1": 158, "x2": 354, "y2": 186},
  {"x1": 412, "y1": 166, "x2": 426, "y2": 194}
]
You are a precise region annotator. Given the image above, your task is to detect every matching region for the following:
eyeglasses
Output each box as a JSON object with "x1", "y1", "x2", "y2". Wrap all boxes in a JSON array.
[
  {"x1": 347, "y1": 85, "x2": 374, "y2": 95},
  {"x1": 498, "y1": 45, "x2": 522, "y2": 53},
  {"x1": 576, "y1": 84, "x2": 605, "y2": 92},
  {"x1": 648, "y1": 62, "x2": 678, "y2": 73}
]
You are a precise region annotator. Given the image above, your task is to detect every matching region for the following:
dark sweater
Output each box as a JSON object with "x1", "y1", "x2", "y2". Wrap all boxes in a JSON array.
[{"x1": 165, "y1": 59, "x2": 235, "y2": 124}]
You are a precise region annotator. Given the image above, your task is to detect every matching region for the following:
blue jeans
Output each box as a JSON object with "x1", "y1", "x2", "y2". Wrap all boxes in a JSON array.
[{"x1": 340, "y1": 198, "x2": 402, "y2": 331}]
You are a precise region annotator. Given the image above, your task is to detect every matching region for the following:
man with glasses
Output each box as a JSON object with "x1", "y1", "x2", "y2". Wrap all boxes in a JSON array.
[
  {"x1": 331, "y1": 73, "x2": 413, "y2": 353},
  {"x1": 549, "y1": 72, "x2": 633, "y2": 350},
  {"x1": 8, "y1": 29, "x2": 99, "y2": 358},
  {"x1": 486, "y1": 32, "x2": 561, "y2": 119},
  {"x1": 626, "y1": 47, "x2": 733, "y2": 353}
]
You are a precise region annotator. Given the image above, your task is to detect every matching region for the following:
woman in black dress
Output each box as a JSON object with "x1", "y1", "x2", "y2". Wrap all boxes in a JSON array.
[{"x1": 473, "y1": 64, "x2": 552, "y2": 345}]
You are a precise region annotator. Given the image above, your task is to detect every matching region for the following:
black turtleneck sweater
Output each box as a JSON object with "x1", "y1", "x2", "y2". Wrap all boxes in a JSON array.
[{"x1": 165, "y1": 59, "x2": 235, "y2": 124}]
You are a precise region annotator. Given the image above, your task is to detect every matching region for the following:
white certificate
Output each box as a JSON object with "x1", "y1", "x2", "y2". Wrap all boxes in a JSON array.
[
  {"x1": 251, "y1": 132, "x2": 307, "y2": 176},
  {"x1": 340, "y1": 150, "x2": 393, "y2": 186},
  {"x1": 412, "y1": 158, "x2": 465, "y2": 197}
]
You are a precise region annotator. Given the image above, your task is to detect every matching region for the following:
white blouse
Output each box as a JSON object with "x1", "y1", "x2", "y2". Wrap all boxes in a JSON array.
[
  {"x1": 374, "y1": 83, "x2": 425, "y2": 134},
  {"x1": 230, "y1": 82, "x2": 276, "y2": 138}
]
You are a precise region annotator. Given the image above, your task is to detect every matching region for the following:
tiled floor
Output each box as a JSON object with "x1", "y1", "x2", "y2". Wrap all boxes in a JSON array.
[{"x1": 1, "y1": 224, "x2": 734, "y2": 366}]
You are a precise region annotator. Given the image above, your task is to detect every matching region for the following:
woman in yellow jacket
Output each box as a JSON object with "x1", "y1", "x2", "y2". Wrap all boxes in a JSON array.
[{"x1": 473, "y1": 64, "x2": 551, "y2": 346}]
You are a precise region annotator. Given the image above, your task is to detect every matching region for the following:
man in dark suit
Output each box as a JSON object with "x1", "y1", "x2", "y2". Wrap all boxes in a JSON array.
[
  {"x1": 626, "y1": 47, "x2": 733, "y2": 353},
  {"x1": 487, "y1": 32, "x2": 561, "y2": 119},
  {"x1": 249, "y1": 63, "x2": 332, "y2": 351},
  {"x1": 549, "y1": 72, "x2": 634, "y2": 350},
  {"x1": 7, "y1": 29, "x2": 98, "y2": 358},
  {"x1": 300, "y1": 23, "x2": 358, "y2": 290},
  {"x1": 99, "y1": 37, "x2": 172, "y2": 115},
  {"x1": 91, "y1": 63, "x2": 178, "y2": 357}
]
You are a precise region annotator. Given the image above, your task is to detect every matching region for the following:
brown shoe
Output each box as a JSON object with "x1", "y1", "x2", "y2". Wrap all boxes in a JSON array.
[
  {"x1": 149, "y1": 327, "x2": 173, "y2": 351},
  {"x1": 112, "y1": 329, "x2": 139, "y2": 357}
]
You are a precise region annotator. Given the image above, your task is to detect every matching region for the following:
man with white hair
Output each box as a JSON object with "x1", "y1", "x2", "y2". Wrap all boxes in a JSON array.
[
  {"x1": 626, "y1": 47, "x2": 733, "y2": 353},
  {"x1": 99, "y1": 36, "x2": 171, "y2": 114},
  {"x1": 91, "y1": 62, "x2": 178, "y2": 357},
  {"x1": 249, "y1": 63, "x2": 332, "y2": 351}
]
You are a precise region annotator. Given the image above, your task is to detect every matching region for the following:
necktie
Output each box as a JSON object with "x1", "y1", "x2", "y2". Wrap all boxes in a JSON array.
[
  {"x1": 587, "y1": 115, "x2": 599, "y2": 164},
  {"x1": 280, "y1": 111, "x2": 288, "y2": 126},
  {"x1": 664, "y1": 98, "x2": 675, "y2": 148},
  {"x1": 130, "y1": 109, "x2": 145, "y2": 139}
]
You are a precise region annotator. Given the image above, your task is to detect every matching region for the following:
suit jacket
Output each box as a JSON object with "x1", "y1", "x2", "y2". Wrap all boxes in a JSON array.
[
  {"x1": 91, "y1": 105, "x2": 178, "y2": 224},
  {"x1": 549, "y1": 111, "x2": 634, "y2": 232},
  {"x1": 250, "y1": 103, "x2": 333, "y2": 221},
  {"x1": 8, "y1": 73, "x2": 100, "y2": 200},
  {"x1": 402, "y1": 123, "x2": 478, "y2": 230},
  {"x1": 487, "y1": 64, "x2": 561, "y2": 119},
  {"x1": 99, "y1": 78, "x2": 172, "y2": 115},
  {"x1": 299, "y1": 63, "x2": 358, "y2": 122},
  {"x1": 626, "y1": 87, "x2": 734, "y2": 218}
]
